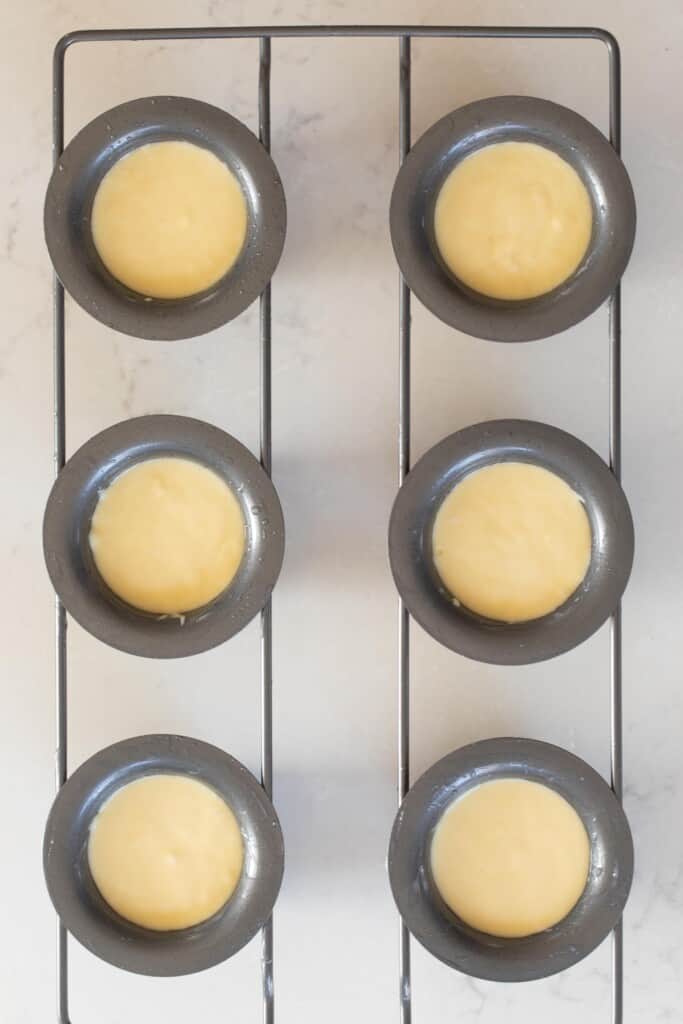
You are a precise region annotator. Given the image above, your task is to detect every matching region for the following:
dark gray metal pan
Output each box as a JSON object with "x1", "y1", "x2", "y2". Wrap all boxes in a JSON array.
[
  {"x1": 43, "y1": 734, "x2": 284, "y2": 976},
  {"x1": 388, "y1": 419, "x2": 634, "y2": 665},
  {"x1": 43, "y1": 414, "x2": 285, "y2": 658},
  {"x1": 388, "y1": 737, "x2": 633, "y2": 982},
  {"x1": 44, "y1": 95, "x2": 286, "y2": 340},
  {"x1": 390, "y1": 95, "x2": 635, "y2": 342}
]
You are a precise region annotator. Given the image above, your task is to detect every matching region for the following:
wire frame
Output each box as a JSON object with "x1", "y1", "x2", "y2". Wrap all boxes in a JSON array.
[{"x1": 52, "y1": 24, "x2": 624, "y2": 1024}]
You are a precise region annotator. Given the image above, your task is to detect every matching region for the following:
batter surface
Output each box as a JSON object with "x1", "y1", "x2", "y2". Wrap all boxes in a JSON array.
[
  {"x1": 88, "y1": 773, "x2": 244, "y2": 931},
  {"x1": 432, "y1": 461, "x2": 591, "y2": 623},
  {"x1": 434, "y1": 141, "x2": 593, "y2": 300},
  {"x1": 91, "y1": 140, "x2": 248, "y2": 298},
  {"x1": 89, "y1": 456, "x2": 246, "y2": 615},
  {"x1": 430, "y1": 778, "x2": 590, "y2": 938}
]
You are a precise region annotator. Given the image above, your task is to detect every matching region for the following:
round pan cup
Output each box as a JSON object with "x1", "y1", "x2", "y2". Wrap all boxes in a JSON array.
[
  {"x1": 44, "y1": 95, "x2": 287, "y2": 340},
  {"x1": 388, "y1": 737, "x2": 633, "y2": 982},
  {"x1": 388, "y1": 420, "x2": 634, "y2": 665},
  {"x1": 43, "y1": 734, "x2": 284, "y2": 976},
  {"x1": 43, "y1": 414, "x2": 285, "y2": 658},
  {"x1": 390, "y1": 95, "x2": 636, "y2": 342}
]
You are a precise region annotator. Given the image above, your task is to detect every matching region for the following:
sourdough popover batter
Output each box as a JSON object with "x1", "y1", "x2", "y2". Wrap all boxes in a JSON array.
[
  {"x1": 91, "y1": 140, "x2": 248, "y2": 298},
  {"x1": 432, "y1": 461, "x2": 592, "y2": 622},
  {"x1": 89, "y1": 456, "x2": 246, "y2": 615},
  {"x1": 430, "y1": 778, "x2": 590, "y2": 938},
  {"x1": 88, "y1": 774, "x2": 244, "y2": 931},
  {"x1": 434, "y1": 141, "x2": 592, "y2": 300}
]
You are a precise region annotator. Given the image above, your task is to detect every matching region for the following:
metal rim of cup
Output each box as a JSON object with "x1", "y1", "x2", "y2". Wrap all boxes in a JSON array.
[
  {"x1": 43, "y1": 414, "x2": 285, "y2": 658},
  {"x1": 390, "y1": 95, "x2": 636, "y2": 342},
  {"x1": 44, "y1": 95, "x2": 287, "y2": 341},
  {"x1": 43, "y1": 734, "x2": 285, "y2": 976},
  {"x1": 388, "y1": 419, "x2": 634, "y2": 665},
  {"x1": 388, "y1": 736, "x2": 634, "y2": 982}
]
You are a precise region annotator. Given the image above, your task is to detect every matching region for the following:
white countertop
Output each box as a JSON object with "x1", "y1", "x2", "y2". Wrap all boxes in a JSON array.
[{"x1": 2, "y1": 1, "x2": 681, "y2": 1021}]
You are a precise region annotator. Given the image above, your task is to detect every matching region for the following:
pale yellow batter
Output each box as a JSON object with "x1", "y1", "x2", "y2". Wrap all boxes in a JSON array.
[
  {"x1": 430, "y1": 779, "x2": 590, "y2": 938},
  {"x1": 89, "y1": 456, "x2": 246, "y2": 615},
  {"x1": 432, "y1": 461, "x2": 591, "y2": 623},
  {"x1": 91, "y1": 140, "x2": 248, "y2": 299},
  {"x1": 88, "y1": 774, "x2": 244, "y2": 931},
  {"x1": 434, "y1": 141, "x2": 593, "y2": 300}
]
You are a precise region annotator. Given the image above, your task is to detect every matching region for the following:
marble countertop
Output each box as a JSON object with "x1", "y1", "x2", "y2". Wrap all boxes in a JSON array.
[{"x1": 2, "y1": 1, "x2": 680, "y2": 1021}]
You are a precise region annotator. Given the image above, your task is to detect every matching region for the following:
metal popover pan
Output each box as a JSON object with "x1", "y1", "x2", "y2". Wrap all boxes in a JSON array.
[
  {"x1": 43, "y1": 414, "x2": 285, "y2": 658},
  {"x1": 44, "y1": 95, "x2": 287, "y2": 340},
  {"x1": 388, "y1": 736, "x2": 633, "y2": 982},
  {"x1": 390, "y1": 95, "x2": 636, "y2": 342},
  {"x1": 388, "y1": 419, "x2": 634, "y2": 665},
  {"x1": 43, "y1": 734, "x2": 285, "y2": 976}
]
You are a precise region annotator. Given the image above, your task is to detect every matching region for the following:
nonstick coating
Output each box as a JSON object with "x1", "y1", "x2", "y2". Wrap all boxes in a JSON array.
[
  {"x1": 388, "y1": 737, "x2": 633, "y2": 982},
  {"x1": 390, "y1": 95, "x2": 636, "y2": 342},
  {"x1": 388, "y1": 419, "x2": 634, "y2": 665},
  {"x1": 43, "y1": 734, "x2": 285, "y2": 976},
  {"x1": 44, "y1": 95, "x2": 287, "y2": 340},
  {"x1": 43, "y1": 415, "x2": 285, "y2": 658}
]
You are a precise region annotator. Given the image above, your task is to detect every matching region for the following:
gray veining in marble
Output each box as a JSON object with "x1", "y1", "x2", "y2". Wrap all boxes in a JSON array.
[{"x1": 1, "y1": 2, "x2": 681, "y2": 1022}]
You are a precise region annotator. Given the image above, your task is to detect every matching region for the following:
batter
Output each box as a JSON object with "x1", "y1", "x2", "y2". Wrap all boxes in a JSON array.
[
  {"x1": 91, "y1": 140, "x2": 248, "y2": 298},
  {"x1": 88, "y1": 773, "x2": 244, "y2": 931},
  {"x1": 434, "y1": 141, "x2": 593, "y2": 300},
  {"x1": 430, "y1": 778, "x2": 590, "y2": 938},
  {"x1": 432, "y1": 461, "x2": 591, "y2": 623},
  {"x1": 89, "y1": 456, "x2": 246, "y2": 615}
]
